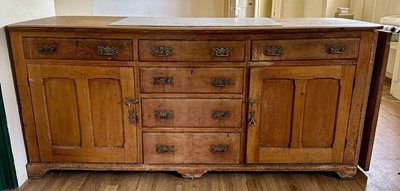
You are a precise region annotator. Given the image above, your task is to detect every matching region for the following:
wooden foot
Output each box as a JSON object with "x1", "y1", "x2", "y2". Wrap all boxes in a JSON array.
[
  {"x1": 335, "y1": 166, "x2": 358, "y2": 179},
  {"x1": 27, "y1": 163, "x2": 50, "y2": 178},
  {"x1": 177, "y1": 169, "x2": 207, "y2": 179}
]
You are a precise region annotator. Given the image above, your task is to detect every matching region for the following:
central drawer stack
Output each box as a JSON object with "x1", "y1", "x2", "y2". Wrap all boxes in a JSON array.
[{"x1": 138, "y1": 39, "x2": 246, "y2": 164}]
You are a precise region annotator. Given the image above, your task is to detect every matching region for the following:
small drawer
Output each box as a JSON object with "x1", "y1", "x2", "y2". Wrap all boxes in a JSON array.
[
  {"x1": 251, "y1": 38, "x2": 360, "y2": 61},
  {"x1": 141, "y1": 99, "x2": 242, "y2": 128},
  {"x1": 139, "y1": 40, "x2": 245, "y2": 62},
  {"x1": 140, "y1": 67, "x2": 244, "y2": 93},
  {"x1": 23, "y1": 38, "x2": 133, "y2": 60},
  {"x1": 143, "y1": 133, "x2": 240, "y2": 164}
]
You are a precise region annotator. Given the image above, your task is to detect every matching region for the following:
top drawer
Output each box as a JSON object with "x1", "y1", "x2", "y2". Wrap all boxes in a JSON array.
[
  {"x1": 23, "y1": 38, "x2": 133, "y2": 61},
  {"x1": 252, "y1": 38, "x2": 360, "y2": 61},
  {"x1": 139, "y1": 40, "x2": 245, "y2": 62}
]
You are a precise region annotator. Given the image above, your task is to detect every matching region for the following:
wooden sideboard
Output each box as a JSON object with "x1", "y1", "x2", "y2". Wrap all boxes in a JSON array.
[{"x1": 7, "y1": 16, "x2": 388, "y2": 179}]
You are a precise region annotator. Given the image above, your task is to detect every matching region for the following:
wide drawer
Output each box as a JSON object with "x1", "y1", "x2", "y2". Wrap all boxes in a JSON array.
[
  {"x1": 140, "y1": 67, "x2": 244, "y2": 93},
  {"x1": 23, "y1": 38, "x2": 133, "y2": 60},
  {"x1": 141, "y1": 99, "x2": 242, "y2": 128},
  {"x1": 138, "y1": 40, "x2": 245, "y2": 61},
  {"x1": 251, "y1": 38, "x2": 360, "y2": 61},
  {"x1": 143, "y1": 133, "x2": 240, "y2": 164}
]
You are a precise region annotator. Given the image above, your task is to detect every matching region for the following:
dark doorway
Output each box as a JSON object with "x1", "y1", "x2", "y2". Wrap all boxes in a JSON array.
[{"x1": 0, "y1": 85, "x2": 18, "y2": 190}]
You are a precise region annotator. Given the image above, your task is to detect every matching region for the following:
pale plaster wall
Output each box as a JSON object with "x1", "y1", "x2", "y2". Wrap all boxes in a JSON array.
[
  {"x1": 54, "y1": 0, "x2": 225, "y2": 17},
  {"x1": 54, "y1": 0, "x2": 93, "y2": 16},
  {"x1": 0, "y1": 0, "x2": 55, "y2": 186}
]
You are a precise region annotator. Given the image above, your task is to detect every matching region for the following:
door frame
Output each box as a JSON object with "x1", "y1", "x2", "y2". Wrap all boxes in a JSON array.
[{"x1": 0, "y1": 85, "x2": 18, "y2": 190}]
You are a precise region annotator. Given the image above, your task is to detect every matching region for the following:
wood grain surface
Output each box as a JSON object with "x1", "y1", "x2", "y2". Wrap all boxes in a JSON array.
[{"x1": 15, "y1": 82, "x2": 400, "y2": 191}]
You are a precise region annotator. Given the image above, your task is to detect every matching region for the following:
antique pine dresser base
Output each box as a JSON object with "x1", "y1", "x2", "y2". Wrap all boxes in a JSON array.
[{"x1": 7, "y1": 16, "x2": 386, "y2": 179}]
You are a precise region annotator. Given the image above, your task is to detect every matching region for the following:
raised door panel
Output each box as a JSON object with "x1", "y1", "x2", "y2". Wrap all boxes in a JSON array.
[
  {"x1": 28, "y1": 65, "x2": 137, "y2": 163},
  {"x1": 247, "y1": 66, "x2": 355, "y2": 163},
  {"x1": 89, "y1": 79, "x2": 124, "y2": 147},
  {"x1": 302, "y1": 79, "x2": 339, "y2": 148},
  {"x1": 44, "y1": 79, "x2": 81, "y2": 147},
  {"x1": 259, "y1": 79, "x2": 294, "y2": 147}
]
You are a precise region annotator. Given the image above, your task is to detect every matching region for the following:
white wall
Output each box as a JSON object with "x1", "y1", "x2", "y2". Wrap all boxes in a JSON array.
[
  {"x1": 55, "y1": 0, "x2": 92, "y2": 16},
  {"x1": 93, "y1": 0, "x2": 225, "y2": 17},
  {"x1": 279, "y1": 0, "x2": 326, "y2": 18},
  {"x1": 55, "y1": 0, "x2": 226, "y2": 17},
  {"x1": 0, "y1": 0, "x2": 55, "y2": 186}
]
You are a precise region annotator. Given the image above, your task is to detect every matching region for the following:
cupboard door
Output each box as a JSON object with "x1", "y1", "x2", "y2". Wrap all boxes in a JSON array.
[
  {"x1": 247, "y1": 66, "x2": 355, "y2": 163},
  {"x1": 28, "y1": 65, "x2": 137, "y2": 163}
]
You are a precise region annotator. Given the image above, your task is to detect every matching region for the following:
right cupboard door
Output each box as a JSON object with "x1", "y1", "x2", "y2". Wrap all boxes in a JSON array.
[{"x1": 247, "y1": 65, "x2": 355, "y2": 163}]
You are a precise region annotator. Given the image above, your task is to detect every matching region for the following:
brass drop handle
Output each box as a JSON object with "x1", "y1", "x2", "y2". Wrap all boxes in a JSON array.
[
  {"x1": 128, "y1": 109, "x2": 137, "y2": 124},
  {"x1": 210, "y1": 144, "x2": 230, "y2": 153},
  {"x1": 211, "y1": 77, "x2": 231, "y2": 87},
  {"x1": 326, "y1": 44, "x2": 346, "y2": 54},
  {"x1": 37, "y1": 45, "x2": 57, "y2": 54},
  {"x1": 153, "y1": 77, "x2": 174, "y2": 85},
  {"x1": 263, "y1": 46, "x2": 284, "y2": 56},
  {"x1": 212, "y1": 47, "x2": 233, "y2": 57},
  {"x1": 155, "y1": 110, "x2": 174, "y2": 119},
  {"x1": 156, "y1": 144, "x2": 175, "y2": 153},
  {"x1": 152, "y1": 46, "x2": 173, "y2": 56},
  {"x1": 211, "y1": 111, "x2": 230, "y2": 120},
  {"x1": 97, "y1": 45, "x2": 119, "y2": 55},
  {"x1": 249, "y1": 111, "x2": 256, "y2": 125}
]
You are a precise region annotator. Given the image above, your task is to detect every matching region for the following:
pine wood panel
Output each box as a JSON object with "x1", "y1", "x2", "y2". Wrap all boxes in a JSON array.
[
  {"x1": 139, "y1": 40, "x2": 245, "y2": 62},
  {"x1": 23, "y1": 38, "x2": 133, "y2": 61},
  {"x1": 143, "y1": 133, "x2": 194, "y2": 164},
  {"x1": 344, "y1": 32, "x2": 377, "y2": 164},
  {"x1": 359, "y1": 31, "x2": 391, "y2": 170},
  {"x1": 27, "y1": 65, "x2": 137, "y2": 163},
  {"x1": 251, "y1": 38, "x2": 360, "y2": 61},
  {"x1": 192, "y1": 133, "x2": 240, "y2": 163},
  {"x1": 140, "y1": 67, "x2": 244, "y2": 93},
  {"x1": 89, "y1": 79, "x2": 124, "y2": 147},
  {"x1": 247, "y1": 65, "x2": 355, "y2": 163},
  {"x1": 9, "y1": 32, "x2": 41, "y2": 162},
  {"x1": 143, "y1": 133, "x2": 240, "y2": 164},
  {"x1": 43, "y1": 78, "x2": 81, "y2": 147},
  {"x1": 302, "y1": 79, "x2": 339, "y2": 148},
  {"x1": 141, "y1": 99, "x2": 242, "y2": 128},
  {"x1": 259, "y1": 79, "x2": 294, "y2": 147}
]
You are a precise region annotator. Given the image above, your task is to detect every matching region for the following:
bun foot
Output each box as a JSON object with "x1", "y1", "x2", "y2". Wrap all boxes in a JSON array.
[
  {"x1": 178, "y1": 170, "x2": 207, "y2": 179},
  {"x1": 27, "y1": 163, "x2": 50, "y2": 178},
  {"x1": 335, "y1": 166, "x2": 358, "y2": 179}
]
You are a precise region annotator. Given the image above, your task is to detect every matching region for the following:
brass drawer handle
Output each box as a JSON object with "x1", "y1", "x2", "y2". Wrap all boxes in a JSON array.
[
  {"x1": 263, "y1": 46, "x2": 284, "y2": 56},
  {"x1": 212, "y1": 47, "x2": 233, "y2": 57},
  {"x1": 37, "y1": 45, "x2": 57, "y2": 54},
  {"x1": 152, "y1": 46, "x2": 173, "y2": 56},
  {"x1": 210, "y1": 144, "x2": 230, "y2": 153},
  {"x1": 211, "y1": 111, "x2": 230, "y2": 120},
  {"x1": 211, "y1": 77, "x2": 231, "y2": 87},
  {"x1": 156, "y1": 144, "x2": 175, "y2": 153},
  {"x1": 153, "y1": 77, "x2": 174, "y2": 85},
  {"x1": 326, "y1": 44, "x2": 346, "y2": 54},
  {"x1": 97, "y1": 45, "x2": 119, "y2": 55},
  {"x1": 155, "y1": 110, "x2": 174, "y2": 119}
]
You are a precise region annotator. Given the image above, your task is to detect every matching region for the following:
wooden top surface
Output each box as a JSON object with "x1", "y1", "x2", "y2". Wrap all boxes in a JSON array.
[{"x1": 7, "y1": 16, "x2": 382, "y2": 33}]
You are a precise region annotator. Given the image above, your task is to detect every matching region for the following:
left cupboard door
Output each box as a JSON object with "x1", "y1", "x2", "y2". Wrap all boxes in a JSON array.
[{"x1": 27, "y1": 65, "x2": 137, "y2": 163}]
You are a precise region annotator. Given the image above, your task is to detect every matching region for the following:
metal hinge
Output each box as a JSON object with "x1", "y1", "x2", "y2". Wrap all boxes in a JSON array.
[{"x1": 128, "y1": 109, "x2": 138, "y2": 124}]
